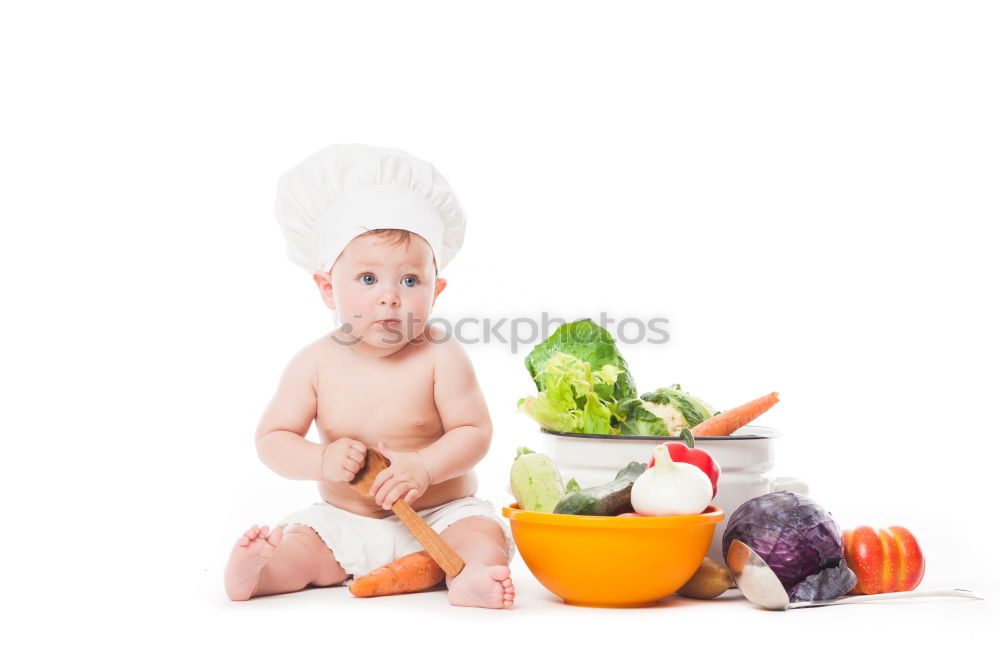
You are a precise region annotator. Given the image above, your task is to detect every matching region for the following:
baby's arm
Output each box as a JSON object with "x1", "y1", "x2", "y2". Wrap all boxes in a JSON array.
[
  {"x1": 419, "y1": 338, "x2": 493, "y2": 485},
  {"x1": 255, "y1": 347, "x2": 365, "y2": 481}
]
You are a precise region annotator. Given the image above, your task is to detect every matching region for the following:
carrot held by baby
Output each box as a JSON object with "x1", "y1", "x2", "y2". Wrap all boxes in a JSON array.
[{"x1": 349, "y1": 550, "x2": 445, "y2": 597}]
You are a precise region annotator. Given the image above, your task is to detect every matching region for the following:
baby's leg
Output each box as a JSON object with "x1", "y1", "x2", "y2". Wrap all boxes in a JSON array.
[
  {"x1": 224, "y1": 524, "x2": 348, "y2": 601},
  {"x1": 439, "y1": 516, "x2": 515, "y2": 609}
]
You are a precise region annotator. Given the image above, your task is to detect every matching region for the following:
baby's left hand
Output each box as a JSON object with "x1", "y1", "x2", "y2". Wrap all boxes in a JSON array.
[{"x1": 369, "y1": 441, "x2": 432, "y2": 509}]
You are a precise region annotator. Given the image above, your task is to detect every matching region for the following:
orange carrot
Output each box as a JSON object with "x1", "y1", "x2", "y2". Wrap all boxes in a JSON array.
[
  {"x1": 348, "y1": 550, "x2": 445, "y2": 598},
  {"x1": 690, "y1": 392, "x2": 780, "y2": 436}
]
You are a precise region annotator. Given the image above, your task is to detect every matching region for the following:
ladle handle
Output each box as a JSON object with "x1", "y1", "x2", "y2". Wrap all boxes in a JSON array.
[
  {"x1": 789, "y1": 588, "x2": 983, "y2": 609},
  {"x1": 391, "y1": 500, "x2": 465, "y2": 578}
]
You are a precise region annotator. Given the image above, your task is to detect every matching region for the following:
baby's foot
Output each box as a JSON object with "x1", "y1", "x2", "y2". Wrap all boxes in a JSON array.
[
  {"x1": 447, "y1": 563, "x2": 515, "y2": 609},
  {"x1": 224, "y1": 525, "x2": 283, "y2": 601}
]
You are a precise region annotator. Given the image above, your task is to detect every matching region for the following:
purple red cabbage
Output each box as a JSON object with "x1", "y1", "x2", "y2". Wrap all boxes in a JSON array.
[{"x1": 722, "y1": 491, "x2": 857, "y2": 602}]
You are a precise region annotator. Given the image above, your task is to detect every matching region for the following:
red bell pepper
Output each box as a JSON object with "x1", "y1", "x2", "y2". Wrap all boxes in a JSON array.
[{"x1": 648, "y1": 429, "x2": 720, "y2": 498}]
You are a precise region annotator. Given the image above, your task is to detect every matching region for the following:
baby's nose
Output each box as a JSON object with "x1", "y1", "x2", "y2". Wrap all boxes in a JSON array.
[{"x1": 378, "y1": 287, "x2": 400, "y2": 307}]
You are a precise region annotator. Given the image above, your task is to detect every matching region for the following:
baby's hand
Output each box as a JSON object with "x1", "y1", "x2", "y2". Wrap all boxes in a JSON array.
[
  {"x1": 369, "y1": 441, "x2": 431, "y2": 509},
  {"x1": 320, "y1": 437, "x2": 368, "y2": 483}
]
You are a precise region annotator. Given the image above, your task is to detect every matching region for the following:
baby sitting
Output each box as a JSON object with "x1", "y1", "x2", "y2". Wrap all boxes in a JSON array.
[{"x1": 224, "y1": 145, "x2": 515, "y2": 608}]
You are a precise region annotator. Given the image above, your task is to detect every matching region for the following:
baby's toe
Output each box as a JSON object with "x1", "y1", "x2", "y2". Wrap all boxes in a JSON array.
[{"x1": 487, "y1": 565, "x2": 510, "y2": 582}]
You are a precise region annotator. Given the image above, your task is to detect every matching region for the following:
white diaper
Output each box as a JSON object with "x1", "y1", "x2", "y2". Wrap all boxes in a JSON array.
[{"x1": 276, "y1": 496, "x2": 516, "y2": 580}]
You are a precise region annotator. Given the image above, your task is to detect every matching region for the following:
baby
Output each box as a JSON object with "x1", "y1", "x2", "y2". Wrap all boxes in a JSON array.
[{"x1": 224, "y1": 145, "x2": 515, "y2": 609}]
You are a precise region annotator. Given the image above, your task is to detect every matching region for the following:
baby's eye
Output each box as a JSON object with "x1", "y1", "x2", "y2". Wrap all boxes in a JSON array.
[
  {"x1": 401, "y1": 276, "x2": 419, "y2": 287},
  {"x1": 359, "y1": 273, "x2": 377, "y2": 286}
]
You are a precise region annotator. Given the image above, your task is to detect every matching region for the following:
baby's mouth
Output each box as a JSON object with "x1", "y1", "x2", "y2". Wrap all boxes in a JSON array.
[{"x1": 375, "y1": 318, "x2": 402, "y2": 328}]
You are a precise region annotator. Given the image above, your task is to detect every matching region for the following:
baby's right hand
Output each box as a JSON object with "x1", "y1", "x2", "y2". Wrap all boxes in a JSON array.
[{"x1": 320, "y1": 438, "x2": 368, "y2": 483}]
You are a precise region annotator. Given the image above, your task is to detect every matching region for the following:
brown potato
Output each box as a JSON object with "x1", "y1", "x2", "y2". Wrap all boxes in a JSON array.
[{"x1": 676, "y1": 557, "x2": 733, "y2": 599}]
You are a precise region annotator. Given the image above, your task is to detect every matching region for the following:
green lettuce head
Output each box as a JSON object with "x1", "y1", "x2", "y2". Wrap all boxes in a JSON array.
[
  {"x1": 517, "y1": 352, "x2": 624, "y2": 434},
  {"x1": 524, "y1": 319, "x2": 637, "y2": 404}
]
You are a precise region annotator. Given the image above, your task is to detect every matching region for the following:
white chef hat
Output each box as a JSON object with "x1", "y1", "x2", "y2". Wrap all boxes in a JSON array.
[{"x1": 275, "y1": 144, "x2": 467, "y2": 274}]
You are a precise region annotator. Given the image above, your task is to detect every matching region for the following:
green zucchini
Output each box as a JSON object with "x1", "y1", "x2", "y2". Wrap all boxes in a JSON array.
[
  {"x1": 553, "y1": 461, "x2": 648, "y2": 516},
  {"x1": 509, "y1": 447, "x2": 565, "y2": 513}
]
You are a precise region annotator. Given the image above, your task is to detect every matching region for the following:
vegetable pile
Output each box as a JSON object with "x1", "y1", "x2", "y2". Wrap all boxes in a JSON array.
[
  {"x1": 510, "y1": 443, "x2": 717, "y2": 518},
  {"x1": 509, "y1": 446, "x2": 648, "y2": 516},
  {"x1": 508, "y1": 318, "x2": 956, "y2": 610},
  {"x1": 517, "y1": 319, "x2": 779, "y2": 436}
]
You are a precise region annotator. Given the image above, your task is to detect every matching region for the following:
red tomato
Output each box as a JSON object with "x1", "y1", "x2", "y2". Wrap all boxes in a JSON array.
[{"x1": 842, "y1": 525, "x2": 925, "y2": 594}]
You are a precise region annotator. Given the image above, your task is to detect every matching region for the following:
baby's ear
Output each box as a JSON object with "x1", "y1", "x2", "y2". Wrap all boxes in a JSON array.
[
  {"x1": 312, "y1": 271, "x2": 337, "y2": 309},
  {"x1": 433, "y1": 277, "x2": 447, "y2": 303}
]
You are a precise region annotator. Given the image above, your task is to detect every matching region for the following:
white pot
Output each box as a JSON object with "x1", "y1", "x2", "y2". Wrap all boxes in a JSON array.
[{"x1": 531, "y1": 425, "x2": 808, "y2": 564}]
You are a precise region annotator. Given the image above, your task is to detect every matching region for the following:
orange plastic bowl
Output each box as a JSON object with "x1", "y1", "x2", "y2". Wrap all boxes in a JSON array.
[{"x1": 503, "y1": 504, "x2": 724, "y2": 607}]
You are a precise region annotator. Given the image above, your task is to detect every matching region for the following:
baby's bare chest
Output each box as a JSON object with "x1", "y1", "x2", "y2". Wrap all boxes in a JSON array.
[{"x1": 313, "y1": 343, "x2": 443, "y2": 449}]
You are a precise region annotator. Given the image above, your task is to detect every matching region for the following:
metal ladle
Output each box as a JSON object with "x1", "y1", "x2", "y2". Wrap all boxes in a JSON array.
[{"x1": 726, "y1": 540, "x2": 983, "y2": 610}]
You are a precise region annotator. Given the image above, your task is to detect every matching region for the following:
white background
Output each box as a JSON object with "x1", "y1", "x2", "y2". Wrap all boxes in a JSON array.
[{"x1": 3, "y1": 1, "x2": 997, "y2": 663}]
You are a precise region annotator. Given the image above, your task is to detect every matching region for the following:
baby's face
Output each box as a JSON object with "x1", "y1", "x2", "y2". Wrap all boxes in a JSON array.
[{"x1": 321, "y1": 234, "x2": 445, "y2": 351}]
